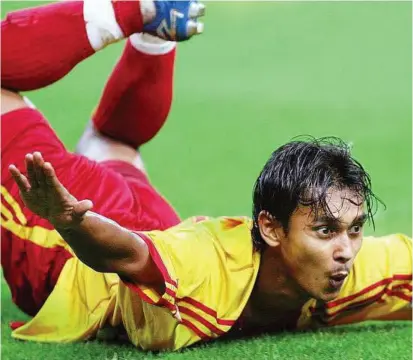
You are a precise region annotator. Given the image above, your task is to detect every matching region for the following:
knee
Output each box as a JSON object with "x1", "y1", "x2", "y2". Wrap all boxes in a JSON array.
[
  {"x1": 1, "y1": 88, "x2": 28, "y2": 115},
  {"x1": 76, "y1": 121, "x2": 146, "y2": 173}
]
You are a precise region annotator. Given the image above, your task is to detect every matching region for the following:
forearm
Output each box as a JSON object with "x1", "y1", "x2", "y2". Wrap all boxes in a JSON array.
[
  {"x1": 9, "y1": 151, "x2": 160, "y2": 282},
  {"x1": 55, "y1": 211, "x2": 146, "y2": 274}
]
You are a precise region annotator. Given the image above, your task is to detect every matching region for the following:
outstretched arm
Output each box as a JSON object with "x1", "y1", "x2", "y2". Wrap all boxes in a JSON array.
[{"x1": 9, "y1": 152, "x2": 163, "y2": 288}]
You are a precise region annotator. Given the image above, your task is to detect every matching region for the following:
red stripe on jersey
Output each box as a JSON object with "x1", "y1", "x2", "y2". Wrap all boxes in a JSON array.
[
  {"x1": 121, "y1": 279, "x2": 177, "y2": 312},
  {"x1": 179, "y1": 306, "x2": 225, "y2": 336},
  {"x1": 384, "y1": 289, "x2": 412, "y2": 302},
  {"x1": 392, "y1": 283, "x2": 412, "y2": 292},
  {"x1": 326, "y1": 274, "x2": 412, "y2": 309},
  {"x1": 181, "y1": 319, "x2": 211, "y2": 340},
  {"x1": 179, "y1": 297, "x2": 236, "y2": 326},
  {"x1": 328, "y1": 289, "x2": 386, "y2": 318},
  {"x1": 326, "y1": 285, "x2": 412, "y2": 319},
  {"x1": 128, "y1": 284, "x2": 157, "y2": 305},
  {"x1": 222, "y1": 217, "x2": 245, "y2": 230},
  {"x1": 136, "y1": 232, "x2": 178, "y2": 288},
  {"x1": 393, "y1": 274, "x2": 413, "y2": 281}
]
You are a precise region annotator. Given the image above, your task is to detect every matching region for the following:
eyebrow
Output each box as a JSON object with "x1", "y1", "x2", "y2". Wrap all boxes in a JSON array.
[
  {"x1": 313, "y1": 213, "x2": 368, "y2": 225},
  {"x1": 313, "y1": 215, "x2": 339, "y2": 224},
  {"x1": 351, "y1": 213, "x2": 368, "y2": 225}
]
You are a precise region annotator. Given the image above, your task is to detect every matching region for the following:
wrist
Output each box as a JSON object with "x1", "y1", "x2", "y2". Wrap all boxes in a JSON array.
[{"x1": 49, "y1": 212, "x2": 87, "y2": 231}]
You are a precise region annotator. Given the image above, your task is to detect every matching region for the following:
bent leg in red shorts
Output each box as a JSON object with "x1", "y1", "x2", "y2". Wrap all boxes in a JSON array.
[
  {"x1": 1, "y1": 24, "x2": 180, "y2": 316},
  {"x1": 1, "y1": 106, "x2": 179, "y2": 316}
]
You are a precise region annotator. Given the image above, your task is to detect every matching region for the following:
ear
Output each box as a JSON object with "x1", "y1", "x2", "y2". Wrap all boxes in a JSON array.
[{"x1": 257, "y1": 211, "x2": 284, "y2": 248}]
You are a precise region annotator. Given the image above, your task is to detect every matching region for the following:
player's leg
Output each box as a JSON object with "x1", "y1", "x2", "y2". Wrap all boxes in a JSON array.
[
  {"x1": 1, "y1": 0, "x2": 204, "y2": 316},
  {"x1": 0, "y1": 92, "x2": 152, "y2": 315},
  {"x1": 0, "y1": 99, "x2": 128, "y2": 316},
  {"x1": 1, "y1": 0, "x2": 204, "y2": 91},
  {"x1": 1, "y1": 93, "x2": 73, "y2": 315},
  {"x1": 75, "y1": 34, "x2": 180, "y2": 228},
  {"x1": 76, "y1": 33, "x2": 176, "y2": 168},
  {"x1": 1, "y1": 89, "x2": 157, "y2": 229},
  {"x1": 1, "y1": 80, "x2": 180, "y2": 315},
  {"x1": 1, "y1": 0, "x2": 152, "y2": 91}
]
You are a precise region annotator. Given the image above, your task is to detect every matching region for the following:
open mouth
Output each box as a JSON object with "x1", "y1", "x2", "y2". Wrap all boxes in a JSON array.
[{"x1": 328, "y1": 272, "x2": 348, "y2": 289}]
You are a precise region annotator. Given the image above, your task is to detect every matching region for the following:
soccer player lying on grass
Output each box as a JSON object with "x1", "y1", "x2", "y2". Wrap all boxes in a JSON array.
[
  {"x1": 2, "y1": 0, "x2": 412, "y2": 353},
  {"x1": 6, "y1": 144, "x2": 413, "y2": 350}
]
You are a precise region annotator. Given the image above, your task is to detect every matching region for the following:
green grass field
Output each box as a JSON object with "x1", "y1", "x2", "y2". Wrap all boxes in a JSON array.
[{"x1": 1, "y1": 1, "x2": 412, "y2": 359}]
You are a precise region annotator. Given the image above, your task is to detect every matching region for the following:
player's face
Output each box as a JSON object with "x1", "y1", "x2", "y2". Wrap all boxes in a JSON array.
[{"x1": 280, "y1": 188, "x2": 366, "y2": 302}]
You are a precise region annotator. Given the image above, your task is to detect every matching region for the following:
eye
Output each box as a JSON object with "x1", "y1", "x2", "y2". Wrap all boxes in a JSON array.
[
  {"x1": 314, "y1": 226, "x2": 334, "y2": 238},
  {"x1": 349, "y1": 224, "x2": 363, "y2": 235}
]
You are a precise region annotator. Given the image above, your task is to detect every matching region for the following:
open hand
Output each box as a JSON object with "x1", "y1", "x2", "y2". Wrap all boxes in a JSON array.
[{"x1": 9, "y1": 152, "x2": 93, "y2": 229}]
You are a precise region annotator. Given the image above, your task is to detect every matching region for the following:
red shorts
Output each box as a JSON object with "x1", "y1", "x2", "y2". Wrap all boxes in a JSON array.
[{"x1": 1, "y1": 108, "x2": 180, "y2": 316}]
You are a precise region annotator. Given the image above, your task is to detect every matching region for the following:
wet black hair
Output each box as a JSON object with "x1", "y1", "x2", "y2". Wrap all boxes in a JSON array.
[{"x1": 251, "y1": 137, "x2": 382, "y2": 250}]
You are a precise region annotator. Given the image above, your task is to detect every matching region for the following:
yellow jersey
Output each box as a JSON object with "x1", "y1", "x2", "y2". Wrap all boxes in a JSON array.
[
  {"x1": 11, "y1": 216, "x2": 260, "y2": 350},
  {"x1": 11, "y1": 216, "x2": 412, "y2": 350},
  {"x1": 300, "y1": 233, "x2": 412, "y2": 328}
]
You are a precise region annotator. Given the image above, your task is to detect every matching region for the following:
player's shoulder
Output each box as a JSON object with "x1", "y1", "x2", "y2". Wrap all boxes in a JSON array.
[
  {"x1": 175, "y1": 215, "x2": 252, "y2": 228},
  {"x1": 160, "y1": 215, "x2": 253, "y2": 243},
  {"x1": 195, "y1": 215, "x2": 253, "y2": 235},
  {"x1": 357, "y1": 233, "x2": 412, "y2": 265},
  {"x1": 343, "y1": 233, "x2": 412, "y2": 295},
  {"x1": 180, "y1": 216, "x2": 254, "y2": 253},
  {"x1": 324, "y1": 233, "x2": 412, "y2": 313},
  {"x1": 142, "y1": 215, "x2": 255, "y2": 274}
]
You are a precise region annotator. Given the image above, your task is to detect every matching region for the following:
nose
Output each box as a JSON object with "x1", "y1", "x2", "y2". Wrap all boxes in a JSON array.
[{"x1": 333, "y1": 235, "x2": 354, "y2": 264}]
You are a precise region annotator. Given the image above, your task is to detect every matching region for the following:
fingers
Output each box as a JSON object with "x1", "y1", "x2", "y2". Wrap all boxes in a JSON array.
[
  {"x1": 25, "y1": 153, "x2": 37, "y2": 188},
  {"x1": 9, "y1": 164, "x2": 31, "y2": 193},
  {"x1": 20, "y1": 152, "x2": 60, "y2": 192},
  {"x1": 42, "y1": 161, "x2": 61, "y2": 189},
  {"x1": 42, "y1": 161, "x2": 71, "y2": 200},
  {"x1": 33, "y1": 152, "x2": 46, "y2": 188},
  {"x1": 23, "y1": 152, "x2": 48, "y2": 189}
]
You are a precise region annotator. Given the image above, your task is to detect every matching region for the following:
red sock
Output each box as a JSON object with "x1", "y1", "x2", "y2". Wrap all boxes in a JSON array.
[
  {"x1": 92, "y1": 37, "x2": 176, "y2": 148},
  {"x1": 1, "y1": 0, "x2": 145, "y2": 91}
]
